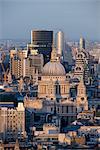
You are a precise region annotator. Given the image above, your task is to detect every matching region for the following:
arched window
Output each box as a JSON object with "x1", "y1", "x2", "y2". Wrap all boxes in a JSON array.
[{"x1": 81, "y1": 97, "x2": 84, "y2": 101}]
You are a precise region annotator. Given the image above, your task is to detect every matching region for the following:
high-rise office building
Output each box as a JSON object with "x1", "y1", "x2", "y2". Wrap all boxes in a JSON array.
[
  {"x1": 56, "y1": 31, "x2": 64, "y2": 56},
  {"x1": 29, "y1": 30, "x2": 53, "y2": 64},
  {"x1": 10, "y1": 49, "x2": 27, "y2": 79}
]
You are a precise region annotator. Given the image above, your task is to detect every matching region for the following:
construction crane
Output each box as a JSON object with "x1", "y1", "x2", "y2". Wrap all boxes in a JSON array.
[{"x1": 0, "y1": 61, "x2": 9, "y2": 83}]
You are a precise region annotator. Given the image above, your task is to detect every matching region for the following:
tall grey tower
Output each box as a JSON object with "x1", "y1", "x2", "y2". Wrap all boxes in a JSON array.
[{"x1": 56, "y1": 31, "x2": 64, "y2": 57}]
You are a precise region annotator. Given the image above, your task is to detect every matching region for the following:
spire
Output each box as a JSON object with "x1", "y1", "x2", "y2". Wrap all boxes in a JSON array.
[{"x1": 50, "y1": 45, "x2": 57, "y2": 62}]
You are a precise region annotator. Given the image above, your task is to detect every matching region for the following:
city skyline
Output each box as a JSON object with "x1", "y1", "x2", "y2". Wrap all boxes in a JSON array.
[
  {"x1": 0, "y1": 0, "x2": 100, "y2": 41},
  {"x1": 0, "y1": 15, "x2": 100, "y2": 148}
]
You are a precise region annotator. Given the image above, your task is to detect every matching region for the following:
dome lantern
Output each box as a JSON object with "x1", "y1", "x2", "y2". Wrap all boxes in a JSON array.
[
  {"x1": 42, "y1": 47, "x2": 66, "y2": 76},
  {"x1": 51, "y1": 46, "x2": 57, "y2": 62}
]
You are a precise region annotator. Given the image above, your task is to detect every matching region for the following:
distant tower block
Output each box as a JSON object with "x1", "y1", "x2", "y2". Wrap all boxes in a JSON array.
[
  {"x1": 79, "y1": 37, "x2": 85, "y2": 50},
  {"x1": 56, "y1": 31, "x2": 64, "y2": 56}
]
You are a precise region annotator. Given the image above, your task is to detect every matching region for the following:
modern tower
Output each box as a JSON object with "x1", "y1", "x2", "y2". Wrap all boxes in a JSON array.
[{"x1": 56, "y1": 31, "x2": 64, "y2": 56}]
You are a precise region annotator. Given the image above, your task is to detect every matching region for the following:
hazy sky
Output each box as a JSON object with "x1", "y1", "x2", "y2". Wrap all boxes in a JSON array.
[{"x1": 0, "y1": 0, "x2": 100, "y2": 41}]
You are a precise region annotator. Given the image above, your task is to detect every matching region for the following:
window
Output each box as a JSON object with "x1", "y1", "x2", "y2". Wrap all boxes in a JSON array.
[
  {"x1": 78, "y1": 54, "x2": 83, "y2": 58},
  {"x1": 76, "y1": 67, "x2": 81, "y2": 71},
  {"x1": 81, "y1": 97, "x2": 84, "y2": 101},
  {"x1": 57, "y1": 107, "x2": 59, "y2": 113},
  {"x1": 62, "y1": 106, "x2": 64, "y2": 113},
  {"x1": 51, "y1": 107, "x2": 53, "y2": 112}
]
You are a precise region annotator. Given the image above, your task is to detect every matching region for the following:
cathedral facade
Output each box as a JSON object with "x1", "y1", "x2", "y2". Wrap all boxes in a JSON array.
[{"x1": 38, "y1": 47, "x2": 70, "y2": 100}]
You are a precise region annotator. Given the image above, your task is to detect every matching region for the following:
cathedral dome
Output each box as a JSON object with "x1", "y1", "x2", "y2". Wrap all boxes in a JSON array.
[
  {"x1": 42, "y1": 46, "x2": 66, "y2": 76},
  {"x1": 42, "y1": 61, "x2": 66, "y2": 76}
]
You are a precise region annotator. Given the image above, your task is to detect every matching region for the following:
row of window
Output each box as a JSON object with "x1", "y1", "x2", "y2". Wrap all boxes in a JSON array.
[{"x1": 50, "y1": 106, "x2": 75, "y2": 113}]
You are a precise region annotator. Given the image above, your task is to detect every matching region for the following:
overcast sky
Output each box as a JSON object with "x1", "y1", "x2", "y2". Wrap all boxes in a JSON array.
[{"x1": 0, "y1": 0, "x2": 100, "y2": 41}]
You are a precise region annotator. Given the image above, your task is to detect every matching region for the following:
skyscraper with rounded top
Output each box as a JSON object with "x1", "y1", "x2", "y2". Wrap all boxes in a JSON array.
[{"x1": 56, "y1": 31, "x2": 64, "y2": 57}]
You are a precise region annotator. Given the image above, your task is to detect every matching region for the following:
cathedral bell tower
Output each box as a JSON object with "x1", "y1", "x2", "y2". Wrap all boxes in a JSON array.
[{"x1": 76, "y1": 77, "x2": 88, "y2": 113}]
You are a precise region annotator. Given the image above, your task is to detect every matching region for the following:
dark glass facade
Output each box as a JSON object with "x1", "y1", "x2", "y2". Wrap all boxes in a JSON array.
[{"x1": 31, "y1": 30, "x2": 53, "y2": 64}]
